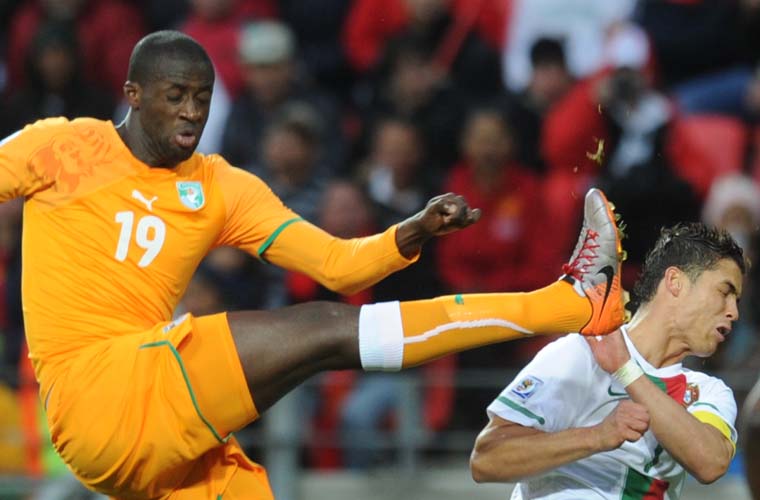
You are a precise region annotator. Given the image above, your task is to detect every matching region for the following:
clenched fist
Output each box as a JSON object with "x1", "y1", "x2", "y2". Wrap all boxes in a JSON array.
[
  {"x1": 395, "y1": 193, "x2": 481, "y2": 259},
  {"x1": 595, "y1": 400, "x2": 650, "y2": 451}
]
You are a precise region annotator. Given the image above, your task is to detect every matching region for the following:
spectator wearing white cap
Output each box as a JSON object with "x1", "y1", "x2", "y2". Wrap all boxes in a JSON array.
[{"x1": 221, "y1": 20, "x2": 347, "y2": 175}]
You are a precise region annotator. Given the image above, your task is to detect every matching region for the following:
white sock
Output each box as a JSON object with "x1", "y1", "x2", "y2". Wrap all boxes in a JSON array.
[{"x1": 358, "y1": 301, "x2": 404, "y2": 371}]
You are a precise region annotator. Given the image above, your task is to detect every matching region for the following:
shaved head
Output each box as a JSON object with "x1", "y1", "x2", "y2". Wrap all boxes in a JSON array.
[{"x1": 127, "y1": 30, "x2": 214, "y2": 85}]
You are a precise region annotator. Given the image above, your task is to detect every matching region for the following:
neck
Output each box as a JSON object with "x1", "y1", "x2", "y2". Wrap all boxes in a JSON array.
[
  {"x1": 625, "y1": 303, "x2": 690, "y2": 368},
  {"x1": 116, "y1": 112, "x2": 171, "y2": 168}
]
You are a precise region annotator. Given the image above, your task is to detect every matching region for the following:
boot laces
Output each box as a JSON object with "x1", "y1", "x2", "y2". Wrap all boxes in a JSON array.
[{"x1": 562, "y1": 228, "x2": 600, "y2": 280}]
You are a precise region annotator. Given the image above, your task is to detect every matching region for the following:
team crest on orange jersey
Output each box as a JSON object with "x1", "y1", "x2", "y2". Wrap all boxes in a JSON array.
[
  {"x1": 176, "y1": 181, "x2": 205, "y2": 210},
  {"x1": 683, "y1": 383, "x2": 700, "y2": 407}
]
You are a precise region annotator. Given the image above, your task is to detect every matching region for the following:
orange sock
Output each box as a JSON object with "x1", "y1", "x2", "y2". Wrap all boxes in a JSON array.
[
  {"x1": 399, "y1": 280, "x2": 590, "y2": 366},
  {"x1": 357, "y1": 280, "x2": 591, "y2": 370}
]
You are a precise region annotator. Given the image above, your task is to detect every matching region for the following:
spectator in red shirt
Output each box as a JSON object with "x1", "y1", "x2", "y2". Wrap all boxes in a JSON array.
[
  {"x1": 437, "y1": 108, "x2": 557, "y2": 295},
  {"x1": 7, "y1": 0, "x2": 145, "y2": 97}
]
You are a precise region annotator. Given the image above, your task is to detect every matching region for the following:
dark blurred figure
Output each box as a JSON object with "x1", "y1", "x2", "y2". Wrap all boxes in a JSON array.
[
  {"x1": 278, "y1": 0, "x2": 355, "y2": 98},
  {"x1": 500, "y1": 37, "x2": 574, "y2": 173},
  {"x1": 635, "y1": 0, "x2": 745, "y2": 89},
  {"x1": 361, "y1": 117, "x2": 430, "y2": 227},
  {"x1": 0, "y1": 199, "x2": 23, "y2": 387},
  {"x1": 257, "y1": 114, "x2": 330, "y2": 222},
  {"x1": 221, "y1": 20, "x2": 346, "y2": 173},
  {"x1": 362, "y1": 35, "x2": 467, "y2": 173},
  {"x1": 742, "y1": 378, "x2": 760, "y2": 500},
  {"x1": 7, "y1": 0, "x2": 145, "y2": 97},
  {"x1": 0, "y1": 22, "x2": 114, "y2": 137}
]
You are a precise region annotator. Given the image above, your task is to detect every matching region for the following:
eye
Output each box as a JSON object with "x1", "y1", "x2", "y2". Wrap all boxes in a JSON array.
[
  {"x1": 196, "y1": 92, "x2": 211, "y2": 105},
  {"x1": 166, "y1": 93, "x2": 183, "y2": 103}
]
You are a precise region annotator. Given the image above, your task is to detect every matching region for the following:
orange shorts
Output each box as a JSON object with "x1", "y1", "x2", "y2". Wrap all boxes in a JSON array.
[{"x1": 43, "y1": 312, "x2": 272, "y2": 499}]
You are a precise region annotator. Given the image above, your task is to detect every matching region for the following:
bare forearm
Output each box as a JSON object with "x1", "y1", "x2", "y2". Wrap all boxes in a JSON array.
[
  {"x1": 470, "y1": 426, "x2": 601, "y2": 483},
  {"x1": 626, "y1": 376, "x2": 731, "y2": 482}
]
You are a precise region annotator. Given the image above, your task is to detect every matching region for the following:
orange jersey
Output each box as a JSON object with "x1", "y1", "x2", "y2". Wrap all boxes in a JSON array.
[{"x1": 0, "y1": 117, "x2": 415, "y2": 393}]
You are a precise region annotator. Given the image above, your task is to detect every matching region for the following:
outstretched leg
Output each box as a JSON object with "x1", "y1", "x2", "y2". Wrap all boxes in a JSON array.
[{"x1": 229, "y1": 188, "x2": 627, "y2": 414}]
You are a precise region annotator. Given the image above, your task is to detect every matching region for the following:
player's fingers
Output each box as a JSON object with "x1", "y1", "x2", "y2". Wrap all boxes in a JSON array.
[
  {"x1": 623, "y1": 429, "x2": 644, "y2": 443},
  {"x1": 628, "y1": 417, "x2": 649, "y2": 434},
  {"x1": 442, "y1": 195, "x2": 470, "y2": 224},
  {"x1": 467, "y1": 207, "x2": 482, "y2": 224}
]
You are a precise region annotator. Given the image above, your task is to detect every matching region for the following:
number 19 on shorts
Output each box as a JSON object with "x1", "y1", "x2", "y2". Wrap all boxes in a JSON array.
[{"x1": 114, "y1": 211, "x2": 166, "y2": 267}]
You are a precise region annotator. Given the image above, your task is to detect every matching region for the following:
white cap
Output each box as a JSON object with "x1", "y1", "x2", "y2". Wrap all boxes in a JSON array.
[
  {"x1": 703, "y1": 174, "x2": 760, "y2": 227},
  {"x1": 603, "y1": 23, "x2": 650, "y2": 70},
  {"x1": 239, "y1": 21, "x2": 295, "y2": 65}
]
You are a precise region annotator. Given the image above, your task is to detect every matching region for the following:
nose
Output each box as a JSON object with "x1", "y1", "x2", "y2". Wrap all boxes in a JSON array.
[
  {"x1": 726, "y1": 297, "x2": 739, "y2": 322},
  {"x1": 180, "y1": 99, "x2": 203, "y2": 122}
]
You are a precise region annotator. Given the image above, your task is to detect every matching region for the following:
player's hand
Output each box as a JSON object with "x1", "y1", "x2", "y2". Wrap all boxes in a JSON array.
[
  {"x1": 594, "y1": 400, "x2": 650, "y2": 451},
  {"x1": 586, "y1": 329, "x2": 631, "y2": 374},
  {"x1": 395, "y1": 193, "x2": 481, "y2": 259}
]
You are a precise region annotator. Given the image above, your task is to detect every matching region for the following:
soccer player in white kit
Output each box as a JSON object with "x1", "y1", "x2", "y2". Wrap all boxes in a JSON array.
[{"x1": 471, "y1": 222, "x2": 745, "y2": 499}]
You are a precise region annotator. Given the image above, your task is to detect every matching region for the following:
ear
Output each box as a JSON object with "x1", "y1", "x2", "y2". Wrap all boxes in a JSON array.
[
  {"x1": 123, "y1": 81, "x2": 141, "y2": 109},
  {"x1": 663, "y1": 266, "x2": 684, "y2": 297}
]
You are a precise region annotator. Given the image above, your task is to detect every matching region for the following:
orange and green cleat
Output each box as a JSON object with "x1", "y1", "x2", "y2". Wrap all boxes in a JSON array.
[{"x1": 561, "y1": 188, "x2": 630, "y2": 336}]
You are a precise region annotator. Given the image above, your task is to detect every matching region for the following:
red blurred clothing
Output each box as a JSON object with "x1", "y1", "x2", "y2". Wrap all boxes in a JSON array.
[
  {"x1": 7, "y1": 0, "x2": 145, "y2": 97},
  {"x1": 436, "y1": 161, "x2": 558, "y2": 293},
  {"x1": 541, "y1": 75, "x2": 608, "y2": 176},
  {"x1": 181, "y1": 0, "x2": 278, "y2": 98},
  {"x1": 342, "y1": 0, "x2": 506, "y2": 73}
]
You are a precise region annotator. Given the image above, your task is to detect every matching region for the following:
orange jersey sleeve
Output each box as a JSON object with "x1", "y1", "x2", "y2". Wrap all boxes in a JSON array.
[
  {"x1": 0, "y1": 119, "x2": 66, "y2": 201},
  {"x1": 213, "y1": 162, "x2": 418, "y2": 295}
]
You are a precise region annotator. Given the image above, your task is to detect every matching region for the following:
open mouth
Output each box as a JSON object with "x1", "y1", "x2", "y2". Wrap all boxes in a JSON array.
[
  {"x1": 175, "y1": 131, "x2": 198, "y2": 149},
  {"x1": 715, "y1": 326, "x2": 730, "y2": 342}
]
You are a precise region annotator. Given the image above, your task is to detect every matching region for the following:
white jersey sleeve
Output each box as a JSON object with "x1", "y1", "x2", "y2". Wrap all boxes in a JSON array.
[
  {"x1": 686, "y1": 372, "x2": 738, "y2": 447},
  {"x1": 487, "y1": 335, "x2": 596, "y2": 432}
]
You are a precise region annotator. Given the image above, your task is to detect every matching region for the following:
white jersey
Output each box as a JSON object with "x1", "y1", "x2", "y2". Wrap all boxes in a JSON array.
[{"x1": 487, "y1": 327, "x2": 737, "y2": 500}]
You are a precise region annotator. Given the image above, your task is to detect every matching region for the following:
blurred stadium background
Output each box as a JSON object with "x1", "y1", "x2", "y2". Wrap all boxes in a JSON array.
[{"x1": 1, "y1": 0, "x2": 759, "y2": 498}]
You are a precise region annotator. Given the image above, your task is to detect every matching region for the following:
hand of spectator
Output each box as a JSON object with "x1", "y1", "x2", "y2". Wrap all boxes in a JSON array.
[
  {"x1": 594, "y1": 400, "x2": 650, "y2": 451},
  {"x1": 586, "y1": 329, "x2": 631, "y2": 374},
  {"x1": 395, "y1": 193, "x2": 481, "y2": 259}
]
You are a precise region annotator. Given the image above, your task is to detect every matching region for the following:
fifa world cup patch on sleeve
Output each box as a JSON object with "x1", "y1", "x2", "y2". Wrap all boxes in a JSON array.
[{"x1": 511, "y1": 375, "x2": 544, "y2": 400}]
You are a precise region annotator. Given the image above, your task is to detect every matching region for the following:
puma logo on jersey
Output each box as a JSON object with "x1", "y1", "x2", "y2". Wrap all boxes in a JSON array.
[{"x1": 132, "y1": 190, "x2": 158, "y2": 212}]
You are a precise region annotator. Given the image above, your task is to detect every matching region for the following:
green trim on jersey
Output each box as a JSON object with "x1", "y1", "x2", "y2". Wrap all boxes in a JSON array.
[
  {"x1": 692, "y1": 401, "x2": 721, "y2": 413},
  {"x1": 497, "y1": 396, "x2": 545, "y2": 425},
  {"x1": 644, "y1": 445, "x2": 664, "y2": 473},
  {"x1": 646, "y1": 374, "x2": 667, "y2": 393},
  {"x1": 257, "y1": 217, "x2": 304, "y2": 261},
  {"x1": 622, "y1": 467, "x2": 669, "y2": 500},
  {"x1": 139, "y1": 340, "x2": 229, "y2": 444}
]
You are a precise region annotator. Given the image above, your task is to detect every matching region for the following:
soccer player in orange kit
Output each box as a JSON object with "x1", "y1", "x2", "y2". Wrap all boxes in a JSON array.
[{"x1": 0, "y1": 31, "x2": 627, "y2": 499}]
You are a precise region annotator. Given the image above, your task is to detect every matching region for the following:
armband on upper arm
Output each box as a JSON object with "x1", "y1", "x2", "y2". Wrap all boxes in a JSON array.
[{"x1": 692, "y1": 410, "x2": 736, "y2": 455}]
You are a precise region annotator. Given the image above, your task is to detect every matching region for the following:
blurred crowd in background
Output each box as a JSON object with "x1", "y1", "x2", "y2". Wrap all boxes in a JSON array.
[{"x1": 0, "y1": 0, "x2": 760, "y2": 483}]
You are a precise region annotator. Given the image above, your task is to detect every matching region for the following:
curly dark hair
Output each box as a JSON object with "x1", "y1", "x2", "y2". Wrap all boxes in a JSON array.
[{"x1": 632, "y1": 222, "x2": 749, "y2": 308}]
